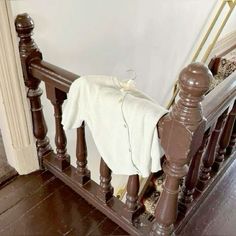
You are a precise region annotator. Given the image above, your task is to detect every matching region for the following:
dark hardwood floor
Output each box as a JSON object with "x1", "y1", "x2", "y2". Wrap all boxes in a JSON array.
[
  {"x1": 180, "y1": 157, "x2": 236, "y2": 236},
  {"x1": 0, "y1": 158, "x2": 235, "y2": 235},
  {"x1": 0, "y1": 131, "x2": 17, "y2": 186},
  {"x1": 0, "y1": 170, "x2": 127, "y2": 236}
]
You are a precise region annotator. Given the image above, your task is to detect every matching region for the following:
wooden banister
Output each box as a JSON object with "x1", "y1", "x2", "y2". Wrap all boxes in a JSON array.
[
  {"x1": 22, "y1": 23, "x2": 236, "y2": 134},
  {"x1": 15, "y1": 13, "x2": 236, "y2": 236}
]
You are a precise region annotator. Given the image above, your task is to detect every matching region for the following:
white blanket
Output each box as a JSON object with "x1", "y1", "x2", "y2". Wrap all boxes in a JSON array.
[{"x1": 62, "y1": 76, "x2": 167, "y2": 177}]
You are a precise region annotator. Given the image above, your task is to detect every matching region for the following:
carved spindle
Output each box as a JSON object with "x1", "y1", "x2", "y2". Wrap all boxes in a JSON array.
[
  {"x1": 227, "y1": 122, "x2": 236, "y2": 155},
  {"x1": 126, "y1": 175, "x2": 139, "y2": 211},
  {"x1": 123, "y1": 175, "x2": 144, "y2": 222},
  {"x1": 97, "y1": 158, "x2": 114, "y2": 203},
  {"x1": 46, "y1": 85, "x2": 70, "y2": 170},
  {"x1": 197, "y1": 109, "x2": 228, "y2": 191},
  {"x1": 151, "y1": 63, "x2": 211, "y2": 236},
  {"x1": 179, "y1": 129, "x2": 210, "y2": 210},
  {"x1": 15, "y1": 13, "x2": 52, "y2": 168},
  {"x1": 227, "y1": 102, "x2": 236, "y2": 156},
  {"x1": 214, "y1": 102, "x2": 236, "y2": 170},
  {"x1": 76, "y1": 122, "x2": 90, "y2": 185}
]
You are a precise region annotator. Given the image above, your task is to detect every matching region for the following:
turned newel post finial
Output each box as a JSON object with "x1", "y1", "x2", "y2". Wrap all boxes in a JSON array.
[
  {"x1": 152, "y1": 63, "x2": 211, "y2": 236},
  {"x1": 172, "y1": 63, "x2": 211, "y2": 125},
  {"x1": 164, "y1": 63, "x2": 211, "y2": 162},
  {"x1": 15, "y1": 13, "x2": 42, "y2": 87},
  {"x1": 15, "y1": 13, "x2": 34, "y2": 39}
]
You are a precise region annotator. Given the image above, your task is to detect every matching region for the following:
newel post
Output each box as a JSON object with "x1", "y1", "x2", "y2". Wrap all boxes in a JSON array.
[
  {"x1": 151, "y1": 63, "x2": 211, "y2": 235},
  {"x1": 15, "y1": 14, "x2": 52, "y2": 167}
]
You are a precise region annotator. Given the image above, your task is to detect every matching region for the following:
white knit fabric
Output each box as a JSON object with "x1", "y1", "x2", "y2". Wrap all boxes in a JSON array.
[{"x1": 62, "y1": 76, "x2": 167, "y2": 177}]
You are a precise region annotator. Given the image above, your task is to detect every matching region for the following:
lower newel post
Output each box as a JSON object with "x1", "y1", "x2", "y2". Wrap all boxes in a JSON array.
[{"x1": 151, "y1": 63, "x2": 211, "y2": 235}]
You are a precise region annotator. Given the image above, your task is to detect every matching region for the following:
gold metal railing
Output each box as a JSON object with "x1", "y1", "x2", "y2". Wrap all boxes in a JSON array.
[{"x1": 167, "y1": 0, "x2": 236, "y2": 109}]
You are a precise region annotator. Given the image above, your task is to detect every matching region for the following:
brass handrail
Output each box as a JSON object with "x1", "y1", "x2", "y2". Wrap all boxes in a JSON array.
[{"x1": 167, "y1": 0, "x2": 236, "y2": 109}]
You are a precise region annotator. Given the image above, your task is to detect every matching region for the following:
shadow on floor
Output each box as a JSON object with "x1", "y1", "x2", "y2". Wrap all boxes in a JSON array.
[{"x1": 0, "y1": 131, "x2": 17, "y2": 186}]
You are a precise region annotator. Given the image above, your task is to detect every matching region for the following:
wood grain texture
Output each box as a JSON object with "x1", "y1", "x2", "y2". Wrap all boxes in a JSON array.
[
  {"x1": 0, "y1": 131, "x2": 17, "y2": 186},
  {"x1": 180, "y1": 158, "x2": 236, "y2": 236},
  {"x1": 14, "y1": 13, "x2": 236, "y2": 236},
  {"x1": 152, "y1": 63, "x2": 211, "y2": 236},
  {"x1": 0, "y1": 171, "x2": 128, "y2": 236}
]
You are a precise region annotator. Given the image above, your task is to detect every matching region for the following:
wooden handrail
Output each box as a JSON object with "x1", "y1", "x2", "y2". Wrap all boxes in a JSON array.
[
  {"x1": 30, "y1": 58, "x2": 236, "y2": 131},
  {"x1": 30, "y1": 60, "x2": 78, "y2": 93},
  {"x1": 203, "y1": 73, "x2": 236, "y2": 129}
]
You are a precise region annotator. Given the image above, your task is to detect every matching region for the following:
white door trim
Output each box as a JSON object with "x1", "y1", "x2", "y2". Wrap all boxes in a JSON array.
[{"x1": 0, "y1": 0, "x2": 38, "y2": 174}]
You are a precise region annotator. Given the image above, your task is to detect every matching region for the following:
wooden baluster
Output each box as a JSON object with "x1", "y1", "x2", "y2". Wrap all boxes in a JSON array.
[
  {"x1": 126, "y1": 175, "x2": 139, "y2": 212},
  {"x1": 214, "y1": 101, "x2": 236, "y2": 171},
  {"x1": 76, "y1": 122, "x2": 90, "y2": 185},
  {"x1": 227, "y1": 102, "x2": 236, "y2": 156},
  {"x1": 151, "y1": 63, "x2": 211, "y2": 236},
  {"x1": 97, "y1": 158, "x2": 114, "y2": 203},
  {"x1": 197, "y1": 109, "x2": 228, "y2": 191},
  {"x1": 46, "y1": 85, "x2": 70, "y2": 170},
  {"x1": 179, "y1": 129, "x2": 210, "y2": 211},
  {"x1": 15, "y1": 13, "x2": 52, "y2": 168},
  {"x1": 227, "y1": 122, "x2": 236, "y2": 155},
  {"x1": 123, "y1": 174, "x2": 144, "y2": 222}
]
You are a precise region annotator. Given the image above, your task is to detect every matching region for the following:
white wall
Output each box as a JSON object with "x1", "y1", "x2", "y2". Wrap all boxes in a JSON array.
[{"x1": 10, "y1": 0, "x2": 236, "y2": 192}]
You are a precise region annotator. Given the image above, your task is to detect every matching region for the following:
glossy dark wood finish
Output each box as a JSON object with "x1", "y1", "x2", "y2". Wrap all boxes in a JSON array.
[
  {"x1": 46, "y1": 84, "x2": 70, "y2": 171},
  {"x1": 175, "y1": 150, "x2": 236, "y2": 234},
  {"x1": 97, "y1": 158, "x2": 114, "y2": 203},
  {"x1": 30, "y1": 60, "x2": 78, "y2": 93},
  {"x1": 227, "y1": 121, "x2": 236, "y2": 155},
  {"x1": 1, "y1": 157, "x2": 236, "y2": 236},
  {"x1": 0, "y1": 170, "x2": 128, "y2": 236},
  {"x1": 43, "y1": 153, "x2": 150, "y2": 235},
  {"x1": 214, "y1": 101, "x2": 236, "y2": 170},
  {"x1": 152, "y1": 63, "x2": 211, "y2": 236},
  {"x1": 202, "y1": 73, "x2": 236, "y2": 130},
  {"x1": 125, "y1": 175, "x2": 140, "y2": 212},
  {"x1": 197, "y1": 109, "x2": 228, "y2": 191},
  {"x1": 180, "y1": 158, "x2": 236, "y2": 236},
  {"x1": 15, "y1": 14, "x2": 52, "y2": 168},
  {"x1": 227, "y1": 102, "x2": 236, "y2": 155},
  {"x1": 123, "y1": 175, "x2": 144, "y2": 222},
  {"x1": 15, "y1": 13, "x2": 236, "y2": 236},
  {"x1": 180, "y1": 129, "x2": 210, "y2": 209},
  {"x1": 76, "y1": 123, "x2": 91, "y2": 185}
]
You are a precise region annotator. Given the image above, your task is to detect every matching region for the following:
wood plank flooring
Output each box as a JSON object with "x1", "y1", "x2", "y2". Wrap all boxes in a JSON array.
[
  {"x1": 0, "y1": 158, "x2": 235, "y2": 235},
  {"x1": 0, "y1": 131, "x2": 17, "y2": 186},
  {"x1": 0, "y1": 170, "x2": 127, "y2": 236},
  {"x1": 180, "y1": 157, "x2": 236, "y2": 236}
]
